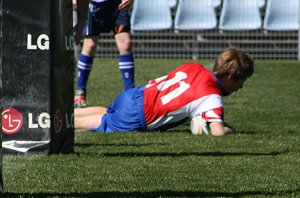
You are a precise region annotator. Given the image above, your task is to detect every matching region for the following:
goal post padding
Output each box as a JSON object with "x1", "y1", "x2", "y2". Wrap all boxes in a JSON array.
[
  {"x1": 0, "y1": 1, "x2": 3, "y2": 193},
  {"x1": 1, "y1": 0, "x2": 74, "y2": 154}
]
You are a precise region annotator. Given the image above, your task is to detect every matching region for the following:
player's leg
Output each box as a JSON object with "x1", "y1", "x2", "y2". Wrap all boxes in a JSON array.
[
  {"x1": 75, "y1": 113, "x2": 103, "y2": 131},
  {"x1": 77, "y1": 36, "x2": 98, "y2": 92},
  {"x1": 75, "y1": 0, "x2": 99, "y2": 108},
  {"x1": 75, "y1": 106, "x2": 107, "y2": 117},
  {"x1": 114, "y1": 10, "x2": 135, "y2": 91},
  {"x1": 75, "y1": 37, "x2": 98, "y2": 108}
]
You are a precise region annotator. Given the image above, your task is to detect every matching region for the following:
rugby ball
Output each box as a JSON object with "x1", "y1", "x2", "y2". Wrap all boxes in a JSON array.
[{"x1": 190, "y1": 115, "x2": 210, "y2": 135}]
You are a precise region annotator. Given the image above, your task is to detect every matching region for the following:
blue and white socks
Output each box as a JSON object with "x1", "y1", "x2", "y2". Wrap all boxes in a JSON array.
[
  {"x1": 77, "y1": 53, "x2": 135, "y2": 93},
  {"x1": 77, "y1": 54, "x2": 93, "y2": 93},
  {"x1": 119, "y1": 53, "x2": 135, "y2": 90}
]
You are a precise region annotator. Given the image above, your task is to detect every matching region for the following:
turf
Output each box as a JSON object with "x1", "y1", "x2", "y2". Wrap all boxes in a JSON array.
[{"x1": 2, "y1": 59, "x2": 300, "y2": 197}]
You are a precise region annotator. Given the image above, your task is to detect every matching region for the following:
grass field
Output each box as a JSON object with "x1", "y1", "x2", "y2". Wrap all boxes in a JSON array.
[{"x1": 2, "y1": 59, "x2": 300, "y2": 197}]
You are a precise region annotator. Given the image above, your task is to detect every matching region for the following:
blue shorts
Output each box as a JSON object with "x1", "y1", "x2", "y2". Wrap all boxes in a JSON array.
[
  {"x1": 92, "y1": 87, "x2": 147, "y2": 133},
  {"x1": 84, "y1": 0, "x2": 131, "y2": 36}
]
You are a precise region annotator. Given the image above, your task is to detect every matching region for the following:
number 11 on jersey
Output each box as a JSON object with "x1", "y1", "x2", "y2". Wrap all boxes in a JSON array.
[{"x1": 157, "y1": 71, "x2": 190, "y2": 105}]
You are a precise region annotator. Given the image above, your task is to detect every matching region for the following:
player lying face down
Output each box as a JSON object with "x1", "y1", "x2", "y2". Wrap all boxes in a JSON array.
[{"x1": 75, "y1": 47, "x2": 254, "y2": 136}]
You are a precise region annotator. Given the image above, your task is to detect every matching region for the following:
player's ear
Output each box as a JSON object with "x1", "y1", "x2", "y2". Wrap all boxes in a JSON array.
[{"x1": 227, "y1": 74, "x2": 233, "y2": 80}]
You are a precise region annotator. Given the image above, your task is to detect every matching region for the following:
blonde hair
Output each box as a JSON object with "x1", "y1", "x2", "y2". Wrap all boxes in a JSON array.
[{"x1": 213, "y1": 48, "x2": 254, "y2": 81}]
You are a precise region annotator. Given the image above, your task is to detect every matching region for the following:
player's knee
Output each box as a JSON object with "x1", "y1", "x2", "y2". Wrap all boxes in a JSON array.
[
  {"x1": 74, "y1": 116, "x2": 81, "y2": 129},
  {"x1": 86, "y1": 42, "x2": 97, "y2": 51},
  {"x1": 74, "y1": 116, "x2": 86, "y2": 130},
  {"x1": 83, "y1": 39, "x2": 98, "y2": 54},
  {"x1": 116, "y1": 34, "x2": 132, "y2": 52},
  {"x1": 123, "y1": 38, "x2": 132, "y2": 48},
  {"x1": 118, "y1": 39, "x2": 132, "y2": 53}
]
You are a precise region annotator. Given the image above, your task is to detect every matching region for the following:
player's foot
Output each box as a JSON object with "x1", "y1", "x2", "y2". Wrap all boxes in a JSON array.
[{"x1": 74, "y1": 89, "x2": 87, "y2": 108}]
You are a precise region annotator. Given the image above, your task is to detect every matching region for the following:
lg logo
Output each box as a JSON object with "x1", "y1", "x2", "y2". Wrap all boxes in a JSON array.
[
  {"x1": 2, "y1": 108, "x2": 51, "y2": 134},
  {"x1": 27, "y1": 34, "x2": 74, "y2": 51},
  {"x1": 28, "y1": 113, "x2": 50, "y2": 129},
  {"x1": 1, "y1": 108, "x2": 73, "y2": 134},
  {"x1": 2, "y1": 108, "x2": 23, "y2": 134},
  {"x1": 27, "y1": 34, "x2": 49, "y2": 50}
]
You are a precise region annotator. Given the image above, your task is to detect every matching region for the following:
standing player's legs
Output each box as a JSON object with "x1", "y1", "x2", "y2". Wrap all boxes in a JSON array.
[
  {"x1": 75, "y1": 0, "x2": 120, "y2": 108},
  {"x1": 75, "y1": 36, "x2": 98, "y2": 108},
  {"x1": 114, "y1": 10, "x2": 135, "y2": 91},
  {"x1": 115, "y1": 32, "x2": 135, "y2": 91}
]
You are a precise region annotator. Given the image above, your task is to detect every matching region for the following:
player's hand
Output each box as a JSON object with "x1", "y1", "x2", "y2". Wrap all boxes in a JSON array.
[
  {"x1": 224, "y1": 122, "x2": 236, "y2": 134},
  {"x1": 72, "y1": 0, "x2": 77, "y2": 10},
  {"x1": 118, "y1": 0, "x2": 132, "y2": 10},
  {"x1": 209, "y1": 122, "x2": 236, "y2": 136},
  {"x1": 74, "y1": 24, "x2": 83, "y2": 45}
]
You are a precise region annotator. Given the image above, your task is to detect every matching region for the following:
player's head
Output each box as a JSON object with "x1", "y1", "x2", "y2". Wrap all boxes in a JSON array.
[{"x1": 213, "y1": 47, "x2": 254, "y2": 95}]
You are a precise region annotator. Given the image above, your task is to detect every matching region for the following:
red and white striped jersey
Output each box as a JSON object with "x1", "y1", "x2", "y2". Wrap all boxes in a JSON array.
[{"x1": 143, "y1": 62, "x2": 224, "y2": 130}]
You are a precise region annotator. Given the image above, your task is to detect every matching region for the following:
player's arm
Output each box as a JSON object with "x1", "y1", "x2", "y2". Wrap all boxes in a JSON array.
[
  {"x1": 209, "y1": 122, "x2": 235, "y2": 136},
  {"x1": 118, "y1": 0, "x2": 132, "y2": 10},
  {"x1": 73, "y1": 0, "x2": 90, "y2": 44}
]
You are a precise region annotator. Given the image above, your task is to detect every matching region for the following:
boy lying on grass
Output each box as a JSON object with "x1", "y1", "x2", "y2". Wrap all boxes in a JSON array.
[{"x1": 75, "y1": 48, "x2": 254, "y2": 136}]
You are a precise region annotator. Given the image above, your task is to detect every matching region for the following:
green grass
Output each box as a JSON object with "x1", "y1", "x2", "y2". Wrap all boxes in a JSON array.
[{"x1": 2, "y1": 59, "x2": 300, "y2": 197}]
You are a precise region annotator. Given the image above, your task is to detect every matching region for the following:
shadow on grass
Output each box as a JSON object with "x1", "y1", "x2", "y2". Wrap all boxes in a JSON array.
[
  {"x1": 76, "y1": 150, "x2": 288, "y2": 158},
  {"x1": 236, "y1": 130, "x2": 258, "y2": 135},
  {"x1": 3, "y1": 189, "x2": 300, "y2": 197},
  {"x1": 75, "y1": 142, "x2": 170, "y2": 148}
]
